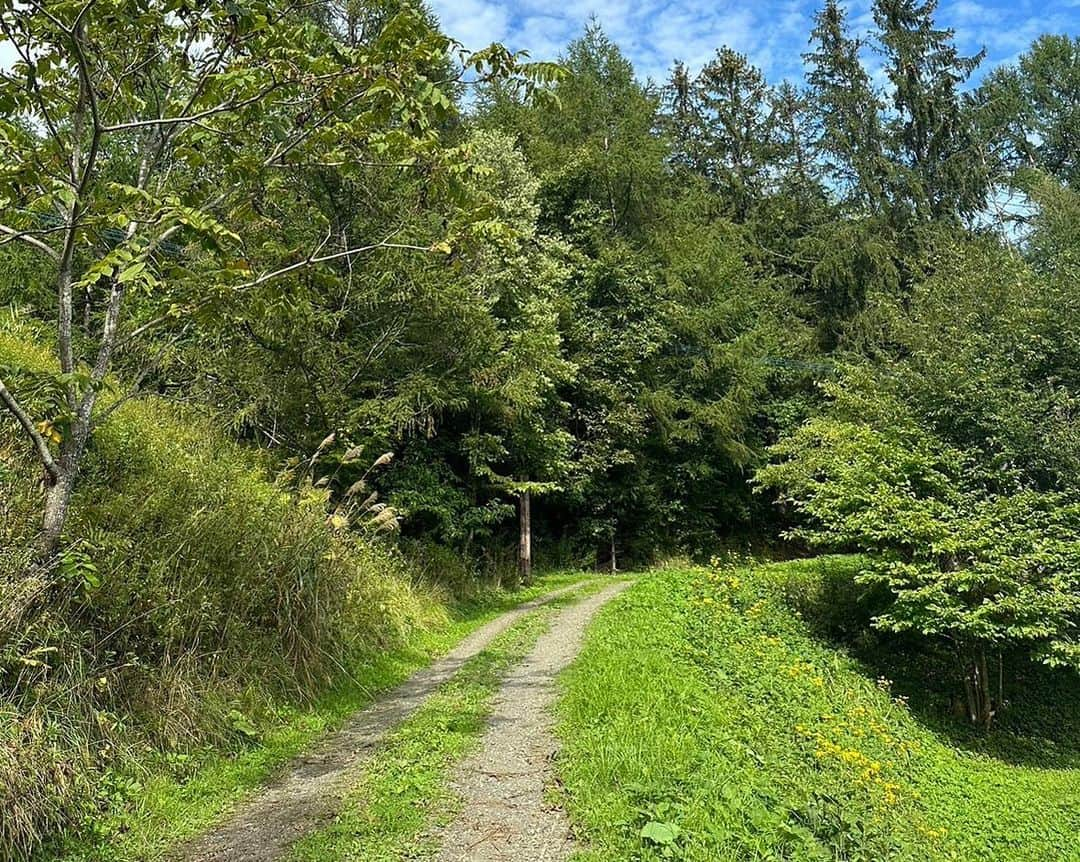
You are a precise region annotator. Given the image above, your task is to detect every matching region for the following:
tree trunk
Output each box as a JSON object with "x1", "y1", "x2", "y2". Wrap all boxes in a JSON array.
[
  {"x1": 83, "y1": 282, "x2": 93, "y2": 333},
  {"x1": 39, "y1": 398, "x2": 95, "y2": 561},
  {"x1": 975, "y1": 648, "x2": 994, "y2": 729},
  {"x1": 595, "y1": 522, "x2": 617, "y2": 573},
  {"x1": 962, "y1": 646, "x2": 994, "y2": 729},
  {"x1": 41, "y1": 471, "x2": 75, "y2": 559},
  {"x1": 518, "y1": 489, "x2": 532, "y2": 586}
]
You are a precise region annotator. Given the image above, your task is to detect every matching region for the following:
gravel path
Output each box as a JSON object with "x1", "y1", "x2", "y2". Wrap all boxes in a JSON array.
[
  {"x1": 173, "y1": 582, "x2": 588, "y2": 862},
  {"x1": 432, "y1": 580, "x2": 631, "y2": 862}
]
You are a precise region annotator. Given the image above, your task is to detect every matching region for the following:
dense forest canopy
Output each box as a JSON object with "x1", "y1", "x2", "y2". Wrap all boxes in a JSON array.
[
  {"x1": 5, "y1": 0, "x2": 1075, "y2": 557},
  {"x1": 2, "y1": 4, "x2": 1080, "y2": 849}
]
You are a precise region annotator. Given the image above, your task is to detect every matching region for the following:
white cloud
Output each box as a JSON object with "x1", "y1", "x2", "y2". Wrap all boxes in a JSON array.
[
  {"x1": 435, "y1": 0, "x2": 515, "y2": 51},
  {"x1": 431, "y1": 0, "x2": 1071, "y2": 86}
]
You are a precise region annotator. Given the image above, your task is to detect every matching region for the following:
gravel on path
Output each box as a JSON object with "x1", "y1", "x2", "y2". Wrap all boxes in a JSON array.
[
  {"x1": 174, "y1": 582, "x2": 589, "y2": 862},
  {"x1": 432, "y1": 580, "x2": 631, "y2": 862}
]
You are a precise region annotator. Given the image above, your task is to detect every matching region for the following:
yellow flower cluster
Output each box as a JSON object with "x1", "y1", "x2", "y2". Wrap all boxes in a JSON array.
[
  {"x1": 881, "y1": 782, "x2": 902, "y2": 806},
  {"x1": 705, "y1": 568, "x2": 741, "y2": 589},
  {"x1": 839, "y1": 706, "x2": 920, "y2": 756},
  {"x1": 796, "y1": 703, "x2": 921, "y2": 811},
  {"x1": 693, "y1": 568, "x2": 758, "y2": 616},
  {"x1": 917, "y1": 824, "x2": 949, "y2": 841},
  {"x1": 798, "y1": 710, "x2": 948, "y2": 845},
  {"x1": 787, "y1": 660, "x2": 816, "y2": 678},
  {"x1": 809, "y1": 733, "x2": 902, "y2": 805}
]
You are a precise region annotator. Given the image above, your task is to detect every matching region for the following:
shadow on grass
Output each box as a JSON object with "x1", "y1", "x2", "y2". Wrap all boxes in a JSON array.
[
  {"x1": 848, "y1": 633, "x2": 1080, "y2": 769},
  {"x1": 766, "y1": 556, "x2": 1080, "y2": 769}
]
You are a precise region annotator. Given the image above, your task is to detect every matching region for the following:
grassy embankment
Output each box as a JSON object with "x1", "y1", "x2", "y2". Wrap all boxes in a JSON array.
[
  {"x1": 557, "y1": 558, "x2": 1080, "y2": 861},
  {"x1": 0, "y1": 313, "x2": 594, "y2": 861}
]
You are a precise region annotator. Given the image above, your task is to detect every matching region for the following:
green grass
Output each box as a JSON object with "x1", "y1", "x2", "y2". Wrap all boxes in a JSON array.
[
  {"x1": 42, "y1": 572, "x2": 596, "y2": 862},
  {"x1": 757, "y1": 556, "x2": 1080, "y2": 770},
  {"x1": 287, "y1": 581, "x2": 609, "y2": 862},
  {"x1": 556, "y1": 561, "x2": 1080, "y2": 862}
]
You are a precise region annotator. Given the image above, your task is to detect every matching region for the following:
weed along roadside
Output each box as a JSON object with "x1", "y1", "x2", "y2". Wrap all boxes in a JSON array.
[
  {"x1": 33, "y1": 576, "x2": 601, "y2": 862},
  {"x1": 174, "y1": 579, "x2": 614, "y2": 862}
]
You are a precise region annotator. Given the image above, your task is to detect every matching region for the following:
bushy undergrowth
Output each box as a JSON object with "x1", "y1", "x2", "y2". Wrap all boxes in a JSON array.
[
  {"x1": 763, "y1": 557, "x2": 1080, "y2": 768},
  {"x1": 557, "y1": 561, "x2": 1080, "y2": 861},
  {"x1": 0, "y1": 323, "x2": 452, "y2": 858}
]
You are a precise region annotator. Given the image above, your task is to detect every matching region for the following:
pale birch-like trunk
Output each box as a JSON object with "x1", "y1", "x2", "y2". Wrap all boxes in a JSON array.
[{"x1": 518, "y1": 490, "x2": 532, "y2": 586}]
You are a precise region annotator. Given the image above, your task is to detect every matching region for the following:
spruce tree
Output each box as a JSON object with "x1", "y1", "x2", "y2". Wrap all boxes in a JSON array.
[
  {"x1": 873, "y1": 0, "x2": 988, "y2": 222},
  {"x1": 662, "y1": 61, "x2": 706, "y2": 177},
  {"x1": 804, "y1": 0, "x2": 888, "y2": 212},
  {"x1": 692, "y1": 48, "x2": 778, "y2": 218}
]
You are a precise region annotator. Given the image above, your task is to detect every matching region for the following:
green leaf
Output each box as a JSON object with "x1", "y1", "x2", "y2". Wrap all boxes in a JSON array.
[
  {"x1": 118, "y1": 261, "x2": 148, "y2": 283},
  {"x1": 640, "y1": 821, "x2": 679, "y2": 845}
]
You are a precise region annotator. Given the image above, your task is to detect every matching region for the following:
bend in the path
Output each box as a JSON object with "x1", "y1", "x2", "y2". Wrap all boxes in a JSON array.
[
  {"x1": 433, "y1": 579, "x2": 632, "y2": 862},
  {"x1": 173, "y1": 581, "x2": 588, "y2": 862}
]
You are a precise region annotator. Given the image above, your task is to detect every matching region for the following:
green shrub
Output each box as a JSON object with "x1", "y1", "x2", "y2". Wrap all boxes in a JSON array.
[
  {"x1": 756, "y1": 375, "x2": 1080, "y2": 727},
  {"x1": 0, "y1": 320, "x2": 445, "y2": 858},
  {"x1": 753, "y1": 554, "x2": 889, "y2": 640}
]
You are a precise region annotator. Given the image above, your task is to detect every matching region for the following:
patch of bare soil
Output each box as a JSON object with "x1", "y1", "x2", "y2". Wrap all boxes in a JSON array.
[
  {"x1": 431, "y1": 580, "x2": 631, "y2": 862},
  {"x1": 174, "y1": 582, "x2": 586, "y2": 862}
]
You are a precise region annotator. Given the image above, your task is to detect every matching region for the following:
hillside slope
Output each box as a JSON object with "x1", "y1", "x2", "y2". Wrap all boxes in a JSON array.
[
  {"x1": 0, "y1": 315, "x2": 543, "y2": 859},
  {"x1": 557, "y1": 560, "x2": 1080, "y2": 861}
]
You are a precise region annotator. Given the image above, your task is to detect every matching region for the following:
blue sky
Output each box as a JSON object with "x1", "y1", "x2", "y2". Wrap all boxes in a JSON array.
[
  {"x1": 428, "y1": 0, "x2": 1080, "y2": 86},
  {"x1": 1, "y1": 1, "x2": 1075, "y2": 85}
]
